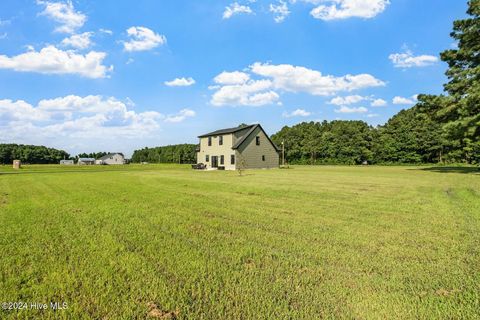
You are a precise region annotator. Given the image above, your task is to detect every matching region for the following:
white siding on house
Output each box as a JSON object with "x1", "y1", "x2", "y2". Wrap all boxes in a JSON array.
[
  {"x1": 197, "y1": 133, "x2": 236, "y2": 170},
  {"x1": 101, "y1": 153, "x2": 125, "y2": 165}
]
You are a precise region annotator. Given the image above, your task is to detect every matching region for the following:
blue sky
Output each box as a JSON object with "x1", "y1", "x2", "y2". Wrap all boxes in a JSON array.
[{"x1": 0, "y1": 0, "x2": 468, "y2": 156}]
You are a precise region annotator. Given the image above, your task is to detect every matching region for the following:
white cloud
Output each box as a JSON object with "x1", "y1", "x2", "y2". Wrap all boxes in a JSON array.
[
  {"x1": 270, "y1": 1, "x2": 290, "y2": 23},
  {"x1": 61, "y1": 32, "x2": 93, "y2": 49},
  {"x1": 0, "y1": 45, "x2": 112, "y2": 78},
  {"x1": 250, "y1": 62, "x2": 385, "y2": 96},
  {"x1": 329, "y1": 95, "x2": 366, "y2": 105},
  {"x1": 214, "y1": 71, "x2": 250, "y2": 85},
  {"x1": 309, "y1": 0, "x2": 389, "y2": 20},
  {"x1": 123, "y1": 26, "x2": 166, "y2": 52},
  {"x1": 211, "y1": 63, "x2": 384, "y2": 107},
  {"x1": 282, "y1": 108, "x2": 311, "y2": 118},
  {"x1": 370, "y1": 98, "x2": 387, "y2": 107},
  {"x1": 389, "y1": 50, "x2": 438, "y2": 68},
  {"x1": 211, "y1": 79, "x2": 279, "y2": 107},
  {"x1": 164, "y1": 77, "x2": 196, "y2": 87},
  {"x1": 0, "y1": 95, "x2": 196, "y2": 154},
  {"x1": 366, "y1": 113, "x2": 379, "y2": 118},
  {"x1": 0, "y1": 19, "x2": 11, "y2": 27},
  {"x1": 0, "y1": 33, "x2": 7, "y2": 40},
  {"x1": 334, "y1": 106, "x2": 368, "y2": 113},
  {"x1": 392, "y1": 95, "x2": 417, "y2": 105},
  {"x1": 223, "y1": 2, "x2": 253, "y2": 19},
  {"x1": 37, "y1": 0, "x2": 86, "y2": 34},
  {"x1": 164, "y1": 108, "x2": 196, "y2": 123},
  {"x1": 0, "y1": 99, "x2": 50, "y2": 122},
  {"x1": 99, "y1": 28, "x2": 113, "y2": 35}
]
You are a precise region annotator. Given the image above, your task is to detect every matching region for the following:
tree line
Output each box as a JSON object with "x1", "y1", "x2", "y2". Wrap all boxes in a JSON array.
[
  {"x1": 0, "y1": 144, "x2": 70, "y2": 165},
  {"x1": 273, "y1": 1, "x2": 479, "y2": 165},
  {"x1": 131, "y1": 144, "x2": 197, "y2": 164}
]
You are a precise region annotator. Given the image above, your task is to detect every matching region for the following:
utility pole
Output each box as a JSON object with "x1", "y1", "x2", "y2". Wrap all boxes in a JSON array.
[{"x1": 281, "y1": 140, "x2": 285, "y2": 167}]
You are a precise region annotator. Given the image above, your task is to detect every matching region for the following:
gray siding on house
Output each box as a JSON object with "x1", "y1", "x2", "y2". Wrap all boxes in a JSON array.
[{"x1": 235, "y1": 126, "x2": 279, "y2": 169}]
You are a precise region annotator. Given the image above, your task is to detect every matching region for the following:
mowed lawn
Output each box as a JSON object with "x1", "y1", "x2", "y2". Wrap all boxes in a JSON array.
[{"x1": 0, "y1": 165, "x2": 479, "y2": 319}]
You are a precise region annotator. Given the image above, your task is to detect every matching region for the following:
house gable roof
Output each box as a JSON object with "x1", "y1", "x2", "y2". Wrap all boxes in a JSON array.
[
  {"x1": 198, "y1": 125, "x2": 255, "y2": 138},
  {"x1": 232, "y1": 124, "x2": 280, "y2": 152},
  {"x1": 98, "y1": 153, "x2": 124, "y2": 161}
]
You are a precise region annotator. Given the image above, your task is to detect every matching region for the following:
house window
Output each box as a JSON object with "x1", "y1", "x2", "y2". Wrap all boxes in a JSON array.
[
  {"x1": 256, "y1": 136, "x2": 260, "y2": 145},
  {"x1": 231, "y1": 155, "x2": 235, "y2": 165},
  {"x1": 262, "y1": 155, "x2": 265, "y2": 161},
  {"x1": 208, "y1": 137, "x2": 212, "y2": 146},
  {"x1": 219, "y1": 136, "x2": 223, "y2": 145},
  {"x1": 220, "y1": 155, "x2": 224, "y2": 165},
  {"x1": 206, "y1": 155, "x2": 209, "y2": 162}
]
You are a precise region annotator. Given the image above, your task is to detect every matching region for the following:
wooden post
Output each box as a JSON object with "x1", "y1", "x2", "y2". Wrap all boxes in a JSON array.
[{"x1": 281, "y1": 140, "x2": 285, "y2": 167}]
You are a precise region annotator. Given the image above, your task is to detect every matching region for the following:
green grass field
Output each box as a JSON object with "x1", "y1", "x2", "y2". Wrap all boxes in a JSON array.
[{"x1": 0, "y1": 164, "x2": 479, "y2": 319}]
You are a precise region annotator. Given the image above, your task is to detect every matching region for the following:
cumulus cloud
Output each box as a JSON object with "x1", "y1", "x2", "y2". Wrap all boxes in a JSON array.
[
  {"x1": 0, "y1": 95, "x2": 196, "y2": 154},
  {"x1": 123, "y1": 26, "x2": 166, "y2": 52},
  {"x1": 270, "y1": 1, "x2": 290, "y2": 23},
  {"x1": 370, "y1": 98, "x2": 387, "y2": 107},
  {"x1": 37, "y1": 0, "x2": 86, "y2": 34},
  {"x1": 309, "y1": 0, "x2": 389, "y2": 20},
  {"x1": 392, "y1": 95, "x2": 417, "y2": 105},
  {"x1": 214, "y1": 71, "x2": 250, "y2": 85},
  {"x1": 210, "y1": 63, "x2": 384, "y2": 107},
  {"x1": 211, "y1": 79, "x2": 280, "y2": 107},
  {"x1": 250, "y1": 62, "x2": 385, "y2": 96},
  {"x1": 223, "y1": 2, "x2": 253, "y2": 19},
  {"x1": 164, "y1": 109, "x2": 196, "y2": 123},
  {"x1": 282, "y1": 109, "x2": 311, "y2": 118},
  {"x1": 0, "y1": 45, "x2": 112, "y2": 78},
  {"x1": 329, "y1": 95, "x2": 366, "y2": 105},
  {"x1": 334, "y1": 106, "x2": 368, "y2": 113},
  {"x1": 164, "y1": 77, "x2": 196, "y2": 87},
  {"x1": 389, "y1": 50, "x2": 438, "y2": 68},
  {"x1": 61, "y1": 32, "x2": 93, "y2": 49}
]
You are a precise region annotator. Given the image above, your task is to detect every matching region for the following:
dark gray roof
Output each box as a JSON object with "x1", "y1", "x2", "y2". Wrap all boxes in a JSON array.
[
  {"x1": 98, "y1": 153, "x2": 124, "y2": 161},
  {"x1": 199, "y1": 124, "x2": 280, "y2": 152},
  {"x1": 198, "y1": 125, "x2": 255, "y2": 138},
  {"x1": 232, "y1": 124, "x2": 280, "y2": 152}
]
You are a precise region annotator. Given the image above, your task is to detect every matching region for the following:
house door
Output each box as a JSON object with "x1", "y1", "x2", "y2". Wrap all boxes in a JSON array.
[{"x1": 211, "y1": 156, "x2": 218, "y2": 168}]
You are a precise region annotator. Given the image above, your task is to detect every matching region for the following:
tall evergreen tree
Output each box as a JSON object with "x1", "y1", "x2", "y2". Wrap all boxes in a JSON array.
[{"x1": 418, "y1": 0, "x2": 480, "y2": 163}]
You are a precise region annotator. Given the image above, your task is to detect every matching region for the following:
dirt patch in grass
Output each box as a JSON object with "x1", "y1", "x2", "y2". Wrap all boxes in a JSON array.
[{"x1": 147, "y1": 302, "x2": 179, "y2": 319}]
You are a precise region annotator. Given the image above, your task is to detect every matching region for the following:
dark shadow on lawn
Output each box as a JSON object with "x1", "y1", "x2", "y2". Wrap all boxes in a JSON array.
[{"x1": 413, "y1": 166, "x2": 480, "y2": 175}]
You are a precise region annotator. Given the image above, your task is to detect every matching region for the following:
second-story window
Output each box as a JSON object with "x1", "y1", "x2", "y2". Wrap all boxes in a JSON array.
[
  {"x1": 208, "y1": 137, "x2": 212, "y2": 146},
  {"x1": 256, "y1": 136, "x2": 260, "y2": 145},
  {"x1": 219, "y1": 136, "x2": 223, "y2": 145}
]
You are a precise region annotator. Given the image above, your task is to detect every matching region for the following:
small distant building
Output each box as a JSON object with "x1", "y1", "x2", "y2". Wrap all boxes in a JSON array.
[
  {"x1": 13, "y1": 160, "x2": 21, "y2": 169},
  {"x1": 60, "y1": 160, "x2": 74, "y2": 165},
  {"x1": 78, "y1": 158, "x2": 95, "y2": 165},
  {"x1": 96, "y1": 153, "x2": 125, "y2": 165}
]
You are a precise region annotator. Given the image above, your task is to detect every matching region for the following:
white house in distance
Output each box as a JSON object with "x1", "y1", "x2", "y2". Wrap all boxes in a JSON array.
[
  {"x1": 78, "y1": 158, "x2": 95, "y2": 165},
  {"x1": 96, "y1": 153, "x2": 125, "y2": 165},
  {"x1": 196, "y1": 124, "x2": 280, "y2": 170},
  {"x1": 60, "y1": 160, "x2": 74, "y2": 165}
]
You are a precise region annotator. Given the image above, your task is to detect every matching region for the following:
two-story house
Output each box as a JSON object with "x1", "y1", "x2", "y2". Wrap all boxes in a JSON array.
[{"x1": 196, "y1": 124, "x2": 280, "y2": 170}]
